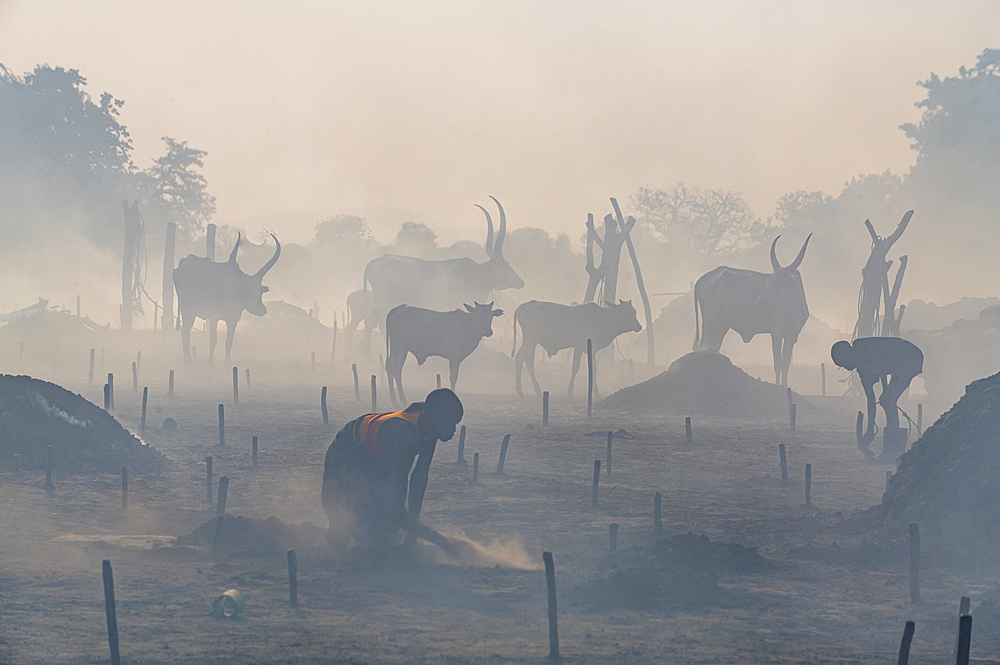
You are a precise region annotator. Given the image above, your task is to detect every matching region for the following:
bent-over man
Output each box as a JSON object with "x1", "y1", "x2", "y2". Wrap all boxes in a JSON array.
[
  {"x1": 322, "y1": 388, "x2": 464, "y2": 547},
  {"x1": 831, "y1": 337, "x2": 923, "y2": 462}
]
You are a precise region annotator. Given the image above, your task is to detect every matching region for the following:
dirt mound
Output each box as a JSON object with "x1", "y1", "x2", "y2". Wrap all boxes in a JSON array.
[
  {"x1": 0, "y1": 374, "x2": 167, "y2": 474},
  {"x1": 568, "y1": 533, "x2": 771, "y2": 612},
  {"x1": 872, "y1": 370, "x2": 1000, "y2": 552},
  {"x1": 600, "y1": 351, "x2": 798, "y2": 418},
  {"x1": 180, "y1": 516, "x2": 322, "y2": 557}
]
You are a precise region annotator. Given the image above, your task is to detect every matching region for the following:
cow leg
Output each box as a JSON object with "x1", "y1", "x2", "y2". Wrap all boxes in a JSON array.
[
  {"x1": 780, "y1": 338, "x2": 795, "y2": 388},
  {"x1": 180, "y1": 313, "x2": 194, "y2": 365},
  {"x1": 448, "y1": 359, "x2": 460, "y2": 392},
  {"x1": 386, "y1": 349, "x2": 406, "y2": 406},
  {"x1": 568, "y1": 348, "x2": 584, "y2": 398},
  {"x1": 345, "y1": 318, "x2": 359, "y2": 359},
  {"x1": 224, "y1": 320, "x2": 237, "y2": 365},
  {"x1": 522, "y1": 345, "x2": 543, "y2": 397},
  {"x1": 207, "y1": 319, "x2": 219, "y2": 365},
  {"x1": 771, "y1": 335, "x2": 783, "y2": 385}
]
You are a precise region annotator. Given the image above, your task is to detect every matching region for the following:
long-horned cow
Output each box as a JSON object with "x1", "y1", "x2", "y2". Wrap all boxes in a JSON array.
[
  {"x1": 512, "y1": 300, "x2": 642, "y2": 397},
  {"x1": 173, "y1": 233, "x2": 281, "y2": 365},
  {"x1": 693, "y1": 234, "x2": 812, "y2": 387},
  {"x1": 385, "y1": 302, "x2": 503, "y2": 404},
  {"x1": 361, "y1": 197, "x2": 523, "y2": 355}
]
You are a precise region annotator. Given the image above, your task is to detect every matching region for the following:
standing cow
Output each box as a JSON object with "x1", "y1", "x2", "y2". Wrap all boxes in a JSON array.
[
  {"x1": 173, "y1": 233, "x2": 280, "y2": 365},
  {"x1": 512, "y1": 300, "x2": 642, "y2": 397},
  {"x1": 362, "y1": 198, "x2": 523, "y2": 357},
  {"x1": 385, "y1": 302, "x2": 502, "y2": 404},
  {"x1": 693, "y1": 234, "x2": 811, "y2": 386}
]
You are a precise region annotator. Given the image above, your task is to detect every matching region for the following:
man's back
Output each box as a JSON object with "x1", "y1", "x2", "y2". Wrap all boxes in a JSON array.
[{"x1": 853, "y1": 337, "x2": 923, "y2": 381}]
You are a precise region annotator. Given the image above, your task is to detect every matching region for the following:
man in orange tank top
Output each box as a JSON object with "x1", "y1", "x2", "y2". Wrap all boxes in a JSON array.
[{"x1": 322, "y1": 388, "x2": 464, "y2": 547}]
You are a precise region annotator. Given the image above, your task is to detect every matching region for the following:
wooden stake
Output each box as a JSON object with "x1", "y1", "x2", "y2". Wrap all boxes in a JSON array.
[
  {"x1": 436, "y1": 373, "x2": 441, "y2": 389},
  {"x1": 790, "y1": 403, "x2": 796, "y2": 432},
  {"x1": 897, "y1": 620, "x2": 915, "y2": 665},
  {"x1": 371, "y1": 375, "x2": 377, "y2": 411},
  {"x1": 216, "y1": 476, "x2": 229, "y2": 517},
  {"x1": 311, "y1": 351, "x2": 316, "y2": 373},
  {"x1": 609, "y1": 523, "x2": 619, "y2": 553},
  {"x1": 908, "y1": 522, "x2": 920, "y2": 604},
  {"x1": 140, "y1": 387, "x2": 147, "y2": 436},
  {"x1": 205, "y1": 456, "x2": 213, "y2": 504},
  {"x1": 654, "y1": 491, "x2": 662, "y2": 537},
  {"x1": 132, "y1": 362, "x2": 138, "y2": 392},
  {"x1": 543, "y1": 551, "x2": 559, "y2": 660},
  {"x1": 592, "y1": 460, "x2": 601, "y2": 508},
  {"x1": 245, "y1": 368, "x2": 251, "y2": 391},
  {"x1": 331, "y1": 320, "x2": 337, "y2": 363},
  {"x1": 108, "y1": 373, "x2": 114, "y2": 412},
  {"x1": 89, "y1": 349, "x2": 95, "y2": 385},
  {"x1": 821, "y1": 362, "x2": 826, "y2": 397},
  {"x1": 168, "y1": 370, "x2": 174, "y2": 396},
  {"x1": 104, "y1": 383, "x2": 111, "y2": 411},
  {"x1": 218, "y1": 404, "x2": 225, "y2": 446},
  {"x1": 252, "y1": 436, "x2": 258, "y2": 468},
  {"x1": 232, "y1": 367, "x2": 239, "y2": 404},
  {"x1": 472, "y1": 453, "x2": 479, "y2": 485},
  {"x1": 787, "y1": 387, "x2": 794, "y2": 430},
  {"x1": 321, "y1": 386, "x2": 329, "y2": 425},
  {"x1": 956, "y1": 615, "x2": 972, "y2": 665},
  {"x1": 954, "y1": 596, "x2": 971, "y2": 661},
  {"x1": 917, "y1": 403, "x2": 922, "y2": 431},
  {"x1": 587, "y1": 338, "x2": 594, "y2": 419},
  {"x1": 287, "y1": 549, "x2": 299, "y2": 608},
  {"x1": 606, "y1": 431, "x2": 613, "y2": 477},
  {"x1": 102, "y1": 560, "x2": 121, "y2": 665},
  {"x1": 805, "y1": 464, "x2": 812, "y2": 506},
  {"x1": 685, "y1": 416, "x2": 692, "y2": 443},
  {"x1": 121, "y1": 466, "x2": 128, "y2": 511},
  {"x1": 352, "y1": 364, "x2": 360, "y2": 401},
  {"x1": 456, "y1": 425, "x2": 466, "y2": 464},
  {"x1": 497, "y1": 434, "x2": 511, "y2": 475},
  {"x1": 856, "y1": 411, "x2": 864, "y2": 448},
  {"x1": 779, "y1": 444, "x2": 788, "y2": 485},
  {"x1": 77, "y1": 294, "x2": 81, "y2": 317},
  {"x1": 542, "y1": 391, "x2": 549, "y2": 426},
  {"x1": 43, "y1": 445, "x2": 53, "y2": 491}
]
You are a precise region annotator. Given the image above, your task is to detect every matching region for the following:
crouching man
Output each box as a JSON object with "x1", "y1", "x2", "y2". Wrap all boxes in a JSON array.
[
  {"x1": 831, "y1": 337, "x2": 923, "y2": 463},
  {"x1": 322, "y1": 388, "x2": 464, "y2": 548}
]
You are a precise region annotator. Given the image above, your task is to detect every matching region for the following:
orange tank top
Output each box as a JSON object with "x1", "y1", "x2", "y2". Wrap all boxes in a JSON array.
[{"x1": 355, "y1": 410, "x2": 421, "y2": 459}]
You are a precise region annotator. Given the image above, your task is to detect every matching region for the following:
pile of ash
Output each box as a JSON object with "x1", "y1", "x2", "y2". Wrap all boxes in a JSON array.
[
  {"x1": 180, "y1": 516, "x2": 322, "y2": 557},
  {"x1": 600, "y1": 351, "x2": 800, "y2": 418},
  {"x1": 568, "y1": 532, "x2": 772, "y2": 612},
  {"x1": 872, "y1": 370, "x2": 1000, "y2": 552},
  {"x1": 0, "y1": 374, "x2": 166, "y2": 474}
]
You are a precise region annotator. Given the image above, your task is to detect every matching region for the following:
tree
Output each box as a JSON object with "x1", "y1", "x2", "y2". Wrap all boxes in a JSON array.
[
  {"x1": 312, "y1": 214, "x2": 371, "y2": 247},
  {"x1": 138, "y1": 136, "x2": 216, "y2": 243},
  {"x1": 392, "y1": 221, "x2": 438, "y2": 257}
]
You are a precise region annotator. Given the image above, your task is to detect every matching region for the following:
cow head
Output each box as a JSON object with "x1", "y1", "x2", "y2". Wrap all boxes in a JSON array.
[
  {"x1": 230, "y1": 232, "x2": 281, "y2": 317},
  {"x1": 758, "y1": 234, "x2": 812, "y2": 325},
  {"x1": 463, "y1": 301, "x2": 504, "y2": 337},
  {"x1": 475, "y1": 197, "x2": 525, "y2": 291},
  {"x1": 613, "y1": 299, "x2": 643, "y2": 334}
]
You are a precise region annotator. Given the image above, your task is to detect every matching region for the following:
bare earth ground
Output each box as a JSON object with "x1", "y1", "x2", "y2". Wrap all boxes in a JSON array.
[{"x1": 1, "y1": 353, "x2": 998, "y2": 664}]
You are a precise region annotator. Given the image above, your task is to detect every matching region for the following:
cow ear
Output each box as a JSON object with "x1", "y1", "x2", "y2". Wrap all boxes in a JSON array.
[
  {"x1": 493, "y1": 309, "x2": 504, "y2": 317},
  {"x1": 464, "y1": 303, "x2": 474, "y2": 313}
]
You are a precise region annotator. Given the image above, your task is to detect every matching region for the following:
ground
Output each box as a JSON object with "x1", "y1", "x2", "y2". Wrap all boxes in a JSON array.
[{"x1": 0, "y1": 349, "x2": 997, "y2": 664}]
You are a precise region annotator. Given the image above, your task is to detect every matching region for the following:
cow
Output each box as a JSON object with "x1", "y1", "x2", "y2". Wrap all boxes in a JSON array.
[
  {"x1": 344, "y1": 288, "x2": 376, "y2": 359},
  {"x1": 512, "y1": 300, "x2": 643, "y2": 397},
  {"x1": 362, "y1": 197, "x2": 523, "y2": 355},
  {"x1": 172, "y1": 233, "x2": 280, "y2": 365},
  {"x1": 693, "y1": 234, "x2": 812, "y2": 387},
  {"x1": 384, "y1": 302, "x2": 503, "y2": 405}
]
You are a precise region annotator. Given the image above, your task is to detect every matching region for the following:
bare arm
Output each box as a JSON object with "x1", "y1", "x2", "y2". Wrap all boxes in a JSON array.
[{"x1": 407, "y1": 440, "x2": 437, "y2": 523}]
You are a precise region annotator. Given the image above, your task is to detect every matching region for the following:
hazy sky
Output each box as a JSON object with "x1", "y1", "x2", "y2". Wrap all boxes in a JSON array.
[{"x1": 2, "y1": 1, "x2": 999, "y2": 246}]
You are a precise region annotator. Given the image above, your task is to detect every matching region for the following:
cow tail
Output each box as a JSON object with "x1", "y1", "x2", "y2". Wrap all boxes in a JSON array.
[
  {"x1": 692, "y1": 286, "x2": 701, "y2": 351},
  {"x1": 511, "y1": 308, "x2": 518, "y2": 357}
]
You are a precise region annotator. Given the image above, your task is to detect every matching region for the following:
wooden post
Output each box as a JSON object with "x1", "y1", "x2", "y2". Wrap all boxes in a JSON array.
[
  {"x1": 104, "y1": 383, "x2": 111, "y2": 412},
  {"x1": 457, "y1": 425, "x2": 466, "y2": 464},
  {"x1": 205, "y1": 456, "x2": 213, "y2": 504},
  {"x1": 311, "y1": 351, "x2": 316, "y2": 373},
  {"x1": 542, "y1": 391, "x2": 549, "y2": 426},
  {"x1": 821, "y1": 363, "x2": 826, "y2": 397},
  {"x1": 352, "y1": 364, "x2": 360, "y2": 401},
  {"x1": 162, "y1": 222, "x2": 176, "y2": 332},
  {"x1": 779, "y1": 444, "x2": 788, "y2": 484},
  {"x1": 371, "y1": 375, "x2": 377, "y2": 411},
  {"x1": 245, "y1": 368, "x2": 251, "y2": 391},
  {"x1": 609, "y1": 523, "x2": 619, "y2": 553},
  {"x1": 956, "y1": 615, "x2": 972, "y2": 665},
  {"x1": 606, "y1": 431, "x2": 613, "y2": 477},
  {"x1": 591, "y1": 460, "x2": 601, "y2": 508},
  {"x1": 132, "y1": 362, "x2": 138, "y2": 392},
  {"x1": 790, "y1": 403, "x2": 797, "y2": 432},
  {"x1": 102, "y1": 560, "x2": 121, "y2": 665},
  {"x1": 216, "y1": 477, "x2": 229, "y2": 517},
  {"x1": 168, "y1": 370, "x2": 174, "y2": 396},
  {"x1": 43, "y1": 445, "x2": 53, "y2": 490},
  {"x1": 331, "y1": 319, "x2": 337, "y2": 363},
  {"x1": 287, "y1": 549, "x2": 299, "y2": 608},
  {"x1": 685, "y1": 416, "x2": 692, "y2": 443},
  {"x1": 218, "y1": 404, "x2": 225, "y2": 446},
  {"x1": 321, "y1": 386, "x2": 329, "y2": 425},
  {"x1": 908, "y1": 522, "x2": 920, "y2": 604},
  {"x1": 497, "y1": 434, "x2": 511, "y2": 475},
  {"x1": 108, "y1": 373, "x2": 114, "y2": 412},
  {"x1": 586, "y1": 338, "x2": 594, "y2": 418},
  {"x1": 472, "y1": 453, "x2": 479, "y2": 485},
  {"x1": 543, "y1": 551, "x2": 559, "y2": 660},
  {"x1": 252, "y1": 436, "x2": 258, "y2": 468},
  {"x1": 121, "y1": 466, "x2": 128, "y2": 511},
  {"x1": 232, "y1": 367, "x2": 239, "y2": 404},
  {"x1": 805, "y1": 464, "x2": 812, "y2": 506},
  {"x1": 206, "y1": 223, "x2": 216, "y2": 260},
  {"x1": 89, "y1": 349, "x2": 95, "y2": 385},
  {"x1": 77, "y1": 294, "x2": 81, "y2": 317},
  {"x1": 917, "y1": 403, "x2": 922, "y2": 431},
  {"x1": 140, "y1": 387, "x2": 148, "y2": 436},
  {"x1": 954, "y1": 596, "x2": 971, "y2": 661},
  {"x1": 787, "y1": 388, "x2": 794, "y2": 430},
  {"x1": 897, "y1": 620, "x2": 915, "y2": 665},
  {"x1": 436, "y1": 373, "x2": 441, "y2": 389},
  {"x1": 654, "y1": 491, "x2": 662, "y2": 536},
  {"x1": 856, "y1": 411, "x2": 864, "y2": 448}
]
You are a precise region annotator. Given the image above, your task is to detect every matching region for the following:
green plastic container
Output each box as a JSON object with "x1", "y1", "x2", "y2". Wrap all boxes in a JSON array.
[{"x1": 212, "y1": 589, "x2": 245, "y2": 618}]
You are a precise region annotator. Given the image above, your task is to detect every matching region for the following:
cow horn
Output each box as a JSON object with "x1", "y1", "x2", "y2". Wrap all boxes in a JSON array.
[
  {"x1": 475, "y1": 204, "x2": 494, "y2": 257},
  {"x1": 228, "y1": 233, "x2": 241, "y2": 264},
  {"x1": 490, "y1": 195, "x2": 506, "y2": 256},
  {"x1": 788, "y1": 233, "x2": 812, "y2": 271},
  {"x1": 770, "y1": 236, "x2": 782, "y2": 271},
  {"x1": 254, "y1": 234, "x2": 281, "y2": 280}
]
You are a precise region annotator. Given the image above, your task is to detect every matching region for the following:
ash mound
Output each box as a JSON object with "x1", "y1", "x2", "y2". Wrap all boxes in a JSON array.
[
  {"x1": 601, "y1": 351, "x2": 799, "y2": 418},
  {"x1": 873, "y1": 370, "x2": 1000, "y2": 552},
  {"x1": 0, "y1": 374, "x2": 166, "y2": 474},
  {"x1": 568, "y1": 533, "x2": 771, "y2": 612},
  {"x1": 180, "y1": 516, "x2": 322, "y2": 557}
]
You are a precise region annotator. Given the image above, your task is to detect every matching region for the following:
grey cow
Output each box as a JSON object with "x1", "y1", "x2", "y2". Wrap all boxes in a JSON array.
[
  {"x1": 385, "y1": 302, "x2": 503, "y2": 405},
  {"x1": 693, "y1": 234, "x2": 811, "y2": 387},
  {"x1": 173, "y1": 233, "x2": 280, "y2": 365},
  {"x1": 512, "y1": 300, "x2": 642, "y2": 397}
]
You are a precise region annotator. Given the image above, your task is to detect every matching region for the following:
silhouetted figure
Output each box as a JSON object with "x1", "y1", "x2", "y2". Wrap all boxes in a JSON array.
[
  {"x1": 831, "y1": 338, "x2": 923, "y2": 462},
  {"x1": 322, "y1": 389, "x2": 463, "y2": 548}
]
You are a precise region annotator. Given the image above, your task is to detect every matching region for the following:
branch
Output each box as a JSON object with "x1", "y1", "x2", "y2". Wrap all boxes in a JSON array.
[
  {"x1": 865, "y1": 218, "x2": 878, "y2": 244},
  {"x1": 884, "y1": 210, "x2": 913, "y2": 250}
]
